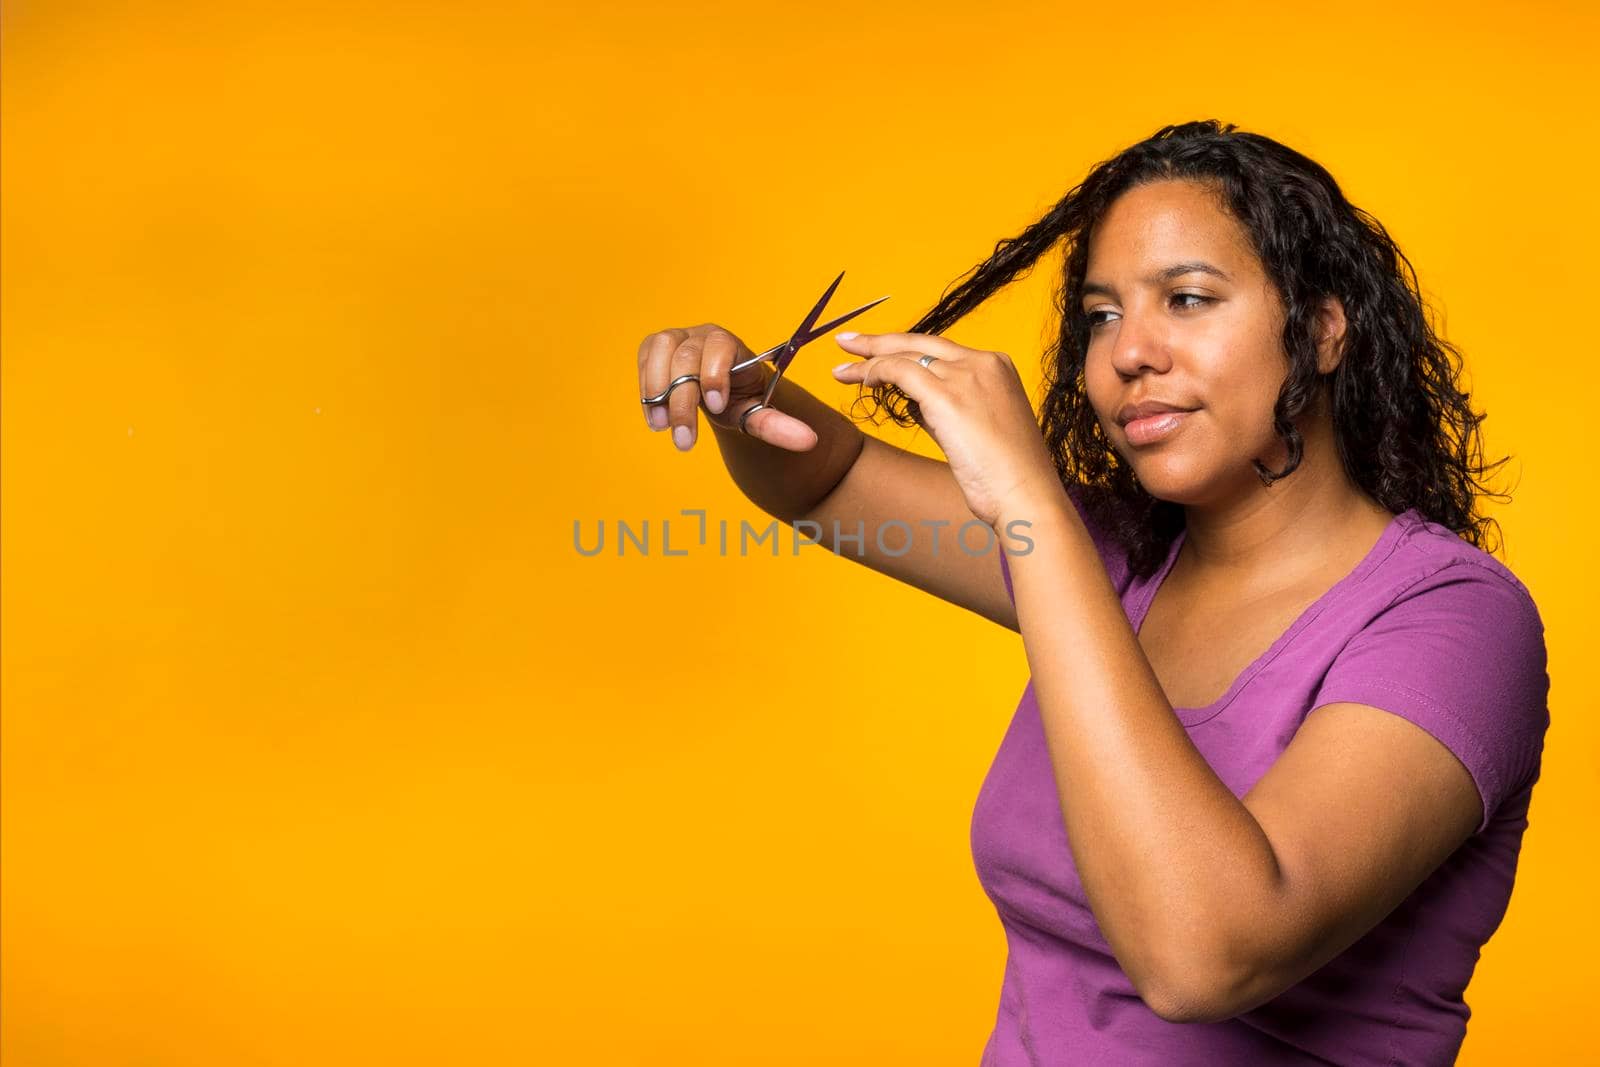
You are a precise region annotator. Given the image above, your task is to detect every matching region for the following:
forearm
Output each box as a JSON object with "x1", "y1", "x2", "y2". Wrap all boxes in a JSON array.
[
  {"x1": 707, "y1": 370, "x2": 866, "y2": 523},
  {"x1": 997, "y1": 490, "x2": 1283, "y2": 1015}
]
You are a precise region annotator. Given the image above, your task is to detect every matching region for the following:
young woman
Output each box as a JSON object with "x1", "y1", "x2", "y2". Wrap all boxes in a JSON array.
[{"x1": 634, "y1": 120, "x2": 1550, "y2": 1065}]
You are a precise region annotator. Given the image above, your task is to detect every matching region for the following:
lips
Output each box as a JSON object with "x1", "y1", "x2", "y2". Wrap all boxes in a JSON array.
[
  {"x1": 1123, "y1": 409, "x2": 1192, "y2": 446},
  {"x1": 1116, "y1": 399, "x2": 1196, "y2": 426}
]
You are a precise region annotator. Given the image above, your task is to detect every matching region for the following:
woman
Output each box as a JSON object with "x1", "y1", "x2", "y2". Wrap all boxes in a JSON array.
[{"x1": 634, "y1": 120, "x2": 1549, "y2": 1065}]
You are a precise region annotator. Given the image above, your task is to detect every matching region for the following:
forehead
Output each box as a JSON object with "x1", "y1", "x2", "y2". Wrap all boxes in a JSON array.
[{"x1": 1085, "y1": 179, "x2": 1258, "y2": 276}]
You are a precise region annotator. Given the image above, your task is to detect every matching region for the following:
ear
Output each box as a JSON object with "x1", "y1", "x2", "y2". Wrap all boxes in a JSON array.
[{"x1": 1315, "y1": 295, "x2": 1348, "y2": 375}]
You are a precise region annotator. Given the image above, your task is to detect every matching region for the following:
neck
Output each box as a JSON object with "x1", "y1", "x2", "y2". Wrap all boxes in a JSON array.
[{"x1": 1178, "y1": 399, "x2": 1394, "y2": 581}]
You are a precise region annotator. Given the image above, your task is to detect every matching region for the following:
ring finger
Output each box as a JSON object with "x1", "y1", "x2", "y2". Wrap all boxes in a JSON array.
[
  {"x1": 640, "y1": 330, "x2": 684, "y2": 431},
  {"x1": 666, "y1": 337, "x2": 705, "y2": 450},
  {"x1": 836, "y1": 331, "x2": 975, "y2": 364},
  {"x1": 837, "y1": 349, "x2": 950, "y2": 383}
]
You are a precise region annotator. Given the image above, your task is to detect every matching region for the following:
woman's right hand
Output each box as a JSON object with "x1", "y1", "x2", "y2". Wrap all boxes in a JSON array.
[{"x1": 637, "y1": 324, "x2": 821, "y2": 453}]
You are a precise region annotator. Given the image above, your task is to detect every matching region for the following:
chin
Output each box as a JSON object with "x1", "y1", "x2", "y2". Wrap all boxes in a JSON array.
[{"x1": 1125, "y1": 457, "x2": 1213, "y2": 505}]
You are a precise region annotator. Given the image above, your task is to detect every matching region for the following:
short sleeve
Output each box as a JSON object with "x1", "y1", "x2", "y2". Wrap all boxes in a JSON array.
[
  {"x1": 1310, "y1": 561, "x2": 1550, "y2": 834},
  {"x1": 997, "y1": 483, "x2": 1131, "y2": 606}
]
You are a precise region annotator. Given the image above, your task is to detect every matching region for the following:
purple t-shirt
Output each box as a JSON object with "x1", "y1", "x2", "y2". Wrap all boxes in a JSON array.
[{"x1": 974, "y1": 489, "x2": 1550, "y2": 1066}]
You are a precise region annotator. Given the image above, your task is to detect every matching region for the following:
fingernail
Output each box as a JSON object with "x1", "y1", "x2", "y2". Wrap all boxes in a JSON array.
[
  {"x1": 835, "y1": 332, "x2": 859, "y2": 343},
  {"x1": 705, "y1": 389, "x2": 725, "y2": 414},
  {"x1": 673, "y1": 425, "x2": 693, "y2": 451},
  {"x1": 649, "y1": 406, "x2": 668, "y2": 430},
  {"x1": 831, "y1": 363, "x2": 853, "y2": 375}
]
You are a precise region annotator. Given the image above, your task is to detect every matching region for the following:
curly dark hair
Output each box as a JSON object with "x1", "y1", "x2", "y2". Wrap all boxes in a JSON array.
[{"x1": 849, "y1": 119, "x2": 1512, "y2": 579}]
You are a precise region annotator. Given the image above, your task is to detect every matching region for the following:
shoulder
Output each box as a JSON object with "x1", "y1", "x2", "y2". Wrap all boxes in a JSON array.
[
  {"x1": 1314, "y1": 509, "x2": 1550, "y2": 833},
  {"x1": 1377, "y1": 511, "x2": 1544, "y2": 629}
]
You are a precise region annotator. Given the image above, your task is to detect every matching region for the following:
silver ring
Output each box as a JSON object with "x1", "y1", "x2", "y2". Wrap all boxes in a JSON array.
[
  {"x1": 738, "y1": 402, "x2": 767, "y2": 436},
  {"x1": 640, "y1": 373, "x2": 700, "y2": 407},
  {"x1": 917, "y1": 354, "x2": 938, "y2": 369}
]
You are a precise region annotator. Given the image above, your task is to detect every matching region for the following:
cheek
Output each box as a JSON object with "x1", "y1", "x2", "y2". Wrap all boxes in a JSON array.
[
  {"x1": 1083, "y1": 354, "x2": 1119, "y2": 423},
  {"x1": 1194, "y1": 342, "x2": 1284, "y2": 428}
]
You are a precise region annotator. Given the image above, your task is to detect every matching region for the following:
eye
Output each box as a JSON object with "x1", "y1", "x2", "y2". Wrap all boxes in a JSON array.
[{"x1": 1084, "y1": 292, "x2": 1215, "y2": 330}]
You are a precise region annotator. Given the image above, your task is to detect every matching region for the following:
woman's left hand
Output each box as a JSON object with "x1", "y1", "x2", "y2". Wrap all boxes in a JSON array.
[{"x1": 831, "y1": 332, "x2": 1064, "y2": 530}]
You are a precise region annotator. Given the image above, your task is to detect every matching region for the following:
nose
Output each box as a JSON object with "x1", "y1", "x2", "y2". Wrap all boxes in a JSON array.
[{"x1": 1106, "y1": 304, "x2": 1173, "y2": 379}]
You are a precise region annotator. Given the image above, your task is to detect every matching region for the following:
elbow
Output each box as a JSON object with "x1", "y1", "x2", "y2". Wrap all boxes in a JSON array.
[
  {"x1": 1139, "y1": 977, "x2": 1230, "y2": 1026},
  {"x1": 1141, "y1": 960, "x2": 1288, "y2": 1025},
  {"x1": 1134, "y1": 948, "x2": 1259, "y2": 1026},
  {"x1": 1128, "y1": 893, "x2": 1301, "y2": 1025}
]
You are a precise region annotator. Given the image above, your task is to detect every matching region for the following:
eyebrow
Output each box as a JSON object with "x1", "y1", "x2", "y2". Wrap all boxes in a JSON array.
[{"x1": 1081, "y1": 261, "x2": 1233, "y2": 300}]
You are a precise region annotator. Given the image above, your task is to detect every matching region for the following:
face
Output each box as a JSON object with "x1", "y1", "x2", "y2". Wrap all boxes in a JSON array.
[{"x1": 1080, "y1": 178, "x2": 1310, "y2": 506}]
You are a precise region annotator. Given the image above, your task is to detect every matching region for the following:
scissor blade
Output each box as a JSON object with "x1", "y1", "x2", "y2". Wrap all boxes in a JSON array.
[
  {"x1": 772, "y1": 293, "x2": 891, "y2": 385},
  {"x1": 788, "y1": 270, "x2": 847, "y2": 350},
  {"x1": 763, "y1": 277, "x2": 889, "y2": 408},
  {"x1": 799, "y1": 294, "x2": 891, "y2": 345},
  {"x1": 772, "y1": 271, "x2": 848, "y2": 384}
]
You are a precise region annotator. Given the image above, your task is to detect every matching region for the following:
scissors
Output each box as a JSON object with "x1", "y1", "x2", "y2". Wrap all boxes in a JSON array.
[{"x1": 639, "y1": 271, "x2": 890, "y2": 435}]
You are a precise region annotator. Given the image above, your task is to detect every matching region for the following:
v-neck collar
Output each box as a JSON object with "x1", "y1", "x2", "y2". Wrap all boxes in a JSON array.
[{"x1": 1133, "y1": 508, "x2": 1421, "y2": 727}]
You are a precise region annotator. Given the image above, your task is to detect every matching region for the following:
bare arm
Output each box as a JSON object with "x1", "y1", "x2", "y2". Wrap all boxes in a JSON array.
[
  {"x1": 791, "y1": 434, "x2": 1017, "y2": 631},
  {"x1": 998, "y1": 490, "x2": 1482, "y2": 1024},
  {"x1": 641, "y1": 324, "x2": 1016, "y2": 629},
  {"x1": 707, "y1": 377, "x2": 1015, "y2": 630}
]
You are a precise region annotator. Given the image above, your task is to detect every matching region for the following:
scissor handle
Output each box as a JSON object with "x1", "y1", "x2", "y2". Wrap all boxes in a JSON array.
[
  {"x1": 731, "y1": 341, "x2": 787, "y2": 375},
  {"x1": 639, "y1": 284, "x2": 889, "y2": 409},
  {"x1": 639, "y1": 343, "x2": 783, "y2": 408}
]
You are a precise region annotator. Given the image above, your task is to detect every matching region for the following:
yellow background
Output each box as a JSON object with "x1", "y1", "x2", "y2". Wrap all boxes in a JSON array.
[{"x1": 4, "y1": 1, "x2": 1597, "y2": 1063}]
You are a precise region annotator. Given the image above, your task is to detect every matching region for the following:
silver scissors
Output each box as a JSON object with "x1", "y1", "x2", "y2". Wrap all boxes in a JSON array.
[{"x1": 639, "y1": 271, "x2": 889, "y2": 435}]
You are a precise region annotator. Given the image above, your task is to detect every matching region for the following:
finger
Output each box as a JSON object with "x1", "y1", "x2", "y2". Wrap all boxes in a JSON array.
[
  {"x1": 639, "y1": 330, "x2": 684, "y2": 431},
  {"x1": 667, "y1": 335, "x2": 705, "y2": 450},
  {"x1": 833, "y1": 331, "x2": 975, "y2": 362},
  {"x1": 833, "y1": 352, "x2": 945, "y2": 399},
  {"x1": 699, "y1": 328, "x2": 738, "y2": 415},
  {"x1": 853, "y1": 348, "x2": 952, "y2": 377},
  {"x1": 736, "y1": 402, "x2": 819, "y2": 453}
]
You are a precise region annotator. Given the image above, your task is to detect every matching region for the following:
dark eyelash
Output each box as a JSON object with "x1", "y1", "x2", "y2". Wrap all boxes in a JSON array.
[{"x1": 1085, "y1": 293, "x2": 1213, "y2": 329}]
